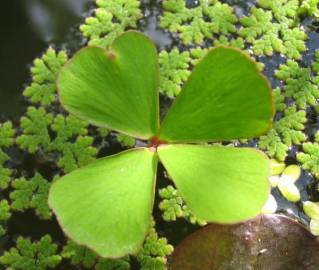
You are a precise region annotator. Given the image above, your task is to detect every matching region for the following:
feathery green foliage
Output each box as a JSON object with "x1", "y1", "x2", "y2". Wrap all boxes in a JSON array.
[
  {"x1": 62, "y1": 240, "x2": 98, "y2": 268},
  {"x1": 137, "y1": 221, "x2": 174, "y2": 270},
  {"x1": 159, "y1": 48, "x2": 191, "y2": 98},
  {"x1": 259, "y1": 106, "x2": 306, "y2": 161},
  {"x1": 239, "y1": 6, "x2": 307, "y2": 58},
  {"x1": 190, "y1": 47, "x2": 209, "y2": 66},
  {"x1": 297, "y1": 133, "x2": 319, "y2": 179},
  {"x1": 62, "y1": 229, "x2": 172, "y2": 270},
  {"x1": 0, "y1": 121, "x2": 15, "y2": 190},
  {"x1": 10, "y1": 173, "x2": 51, "y2": 219},
  {"x1": 17, "y1": 107, "x2": 53, "y2": 153},
  {"x1": 80, "y1": 0, "x2": 142, "y2": 47},
  {"x1": 160, "y1": 0, "x2": 237, "y2": 45},
  {"x1": 23, "y1": 48, "x2": 68, "y2": 106},
  {"x1": 50, "y1": 115, "x2": 97, "y2": 173},
  {"x1": 213, "y1": 36, "x2": 245, "y2": 48},
  {"x1": 0, "y1": 121, "x2": 14, "y2": 147},
  {"x1": 95, "y1": 258, "x2": 130, "y2": 270},
  {"x1": 159, "y1": 185, "x2": 207, "y2": 225},
  {"x1": 258, "y1": 0, "x2": 299, "y2": 22},
  {"x1": 17, "y1": 108, "x2": 97, "y2": 173},
  {"x1": 50, "y1": 115, "x2": 88, "y2": 148},
  {"x1": 190, "y1": 46, "x2": 264, "y2": 72},
  {"x1": 0, "y1": 235, "x2": 61, "y2": 270},
  {"x1": 0, "y1": 165, "x2": 11, "y2": 190},
  {"x1": 0, "y1": 200, "x2": 11, "y2": 237},
  {"x1": 62, "y1": 240, "x2": 130, "y2": 269},
  {"x1": 298, "y1": 0, "x2": 319, "y2": 17},
  {"x1": 239, "y1": 8, "x2": 284, "y2": 56},
  {"x1": 116, "y1": 133, "x2": 136, "y2": 148},
  {"x1": 276, "y1": 60, "x2": 319, "y2": 108},
  {"x1": 57, "y1": 136, "x2": 97, "y2": 173},
  {"x1": 273, "y1": 87, "x2": 287, "y2": 112}
]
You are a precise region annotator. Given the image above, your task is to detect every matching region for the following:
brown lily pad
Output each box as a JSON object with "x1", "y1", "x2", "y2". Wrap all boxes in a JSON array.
[{"x1": 169, "y1": 214, "x2": 319, "y2": 270}]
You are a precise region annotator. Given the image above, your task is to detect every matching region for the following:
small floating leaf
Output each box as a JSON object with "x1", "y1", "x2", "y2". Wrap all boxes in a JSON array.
[
  {"x1": 280, "y1": 165, "x2": 301, "y2": 183},
  {"x1": 303, "y1": 201, "x2": 319, "y2": 220},
  {"x1": 58, "y1": 31, "x2": 159, "y2": 140},
  {"x1": 158, "y1": 144, "x2": 270, "y2": 223},
  {"x1": 159, "y1": 47, "x2": 273, "y2": 143},
  {"x1": 170, "y1": 214, "x2": 319, "y2": 270},
  {"x1": 269, "y1": 159, "x2": 286, "y2": 175},
  {"x1": 49, "y1": 148, "x2": 157, "y2": 258},
  {"x1": 278, "y1": 181, "x2": 301, "y2": 202}
]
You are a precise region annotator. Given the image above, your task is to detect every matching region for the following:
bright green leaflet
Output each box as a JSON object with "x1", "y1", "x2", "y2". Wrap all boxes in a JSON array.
[
  {"x1": 49, "y1": 148, "x2": 158, "y2": 258},
  {"x1": 159, "y1": 47, "x2": 273, "y2": 143},
  {"x1": 58, "y1": 31, "x2": 159, "y2": 140},
  {"x1": 158, "y1": 144, "x2": 270, "y2": 223}
]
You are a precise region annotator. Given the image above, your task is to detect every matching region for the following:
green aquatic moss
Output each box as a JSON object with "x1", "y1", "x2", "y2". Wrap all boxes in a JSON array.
[
  {"x1": 0, "y1": 200, "x2": 11, "y2": 237},
  {"x1": 23, "y1": 48, "x2": 68, "y2": 106},
  {"x1": 298, "y1": 0, "x2": 319, "y2": 17},
  {"x1": 276, "y1": 60, "x2": 319, "y2": 109},
  {"x1": 159, "y1": 48, "x2": 191, "y2": 98},
  {"x1": 0, "y1": 235, "x2": 61, "y2": 270},
  {"x1": 62, "y1": 240, "x2": 131, "y2": 270},
  {"x1": 17, "y1": 108, "x2": 97, "y2": 173},
  {"x1": 17, "y1": 107, "x2": 53, "y2": 153},
  {"x1": 116, "y1": 133, "x2": 136, "y2": 148},
  {"x1": 160, "y1": 0, "x2": 237, "y2": 45},
  {"x1": 62, "y1": 224, "x2": 172, "y2": 270},
  {"x1": 239, "y1": 6, "x2": 307, "y2": 58},
  {"x1": 259, "y1": 105, "x2": 307, "y2": 161},
  {"x1": 0, "y1": 121, "x2": 15, "y2": 190},
  {"x1": 137, "y1": 221, "x2": 174, "y2": 270},
  {"x1": 273, "y1": 87, "x2": 287, "y2": 112},
  {"x1": 10, "y1": 173, "x2": 51, "y2": 220},
  {"x1": 297, "y1": 133, "x2": 319, "y2": 179},
  {"x1": 159, "y1": 185, "x2": 207, "y2": 226},
  {"x1": 258, "y1": 0, "x2": 299, "y2": 22},
  {"x1": 80, "y1": 0, "x2": 142, "y2": 47}
]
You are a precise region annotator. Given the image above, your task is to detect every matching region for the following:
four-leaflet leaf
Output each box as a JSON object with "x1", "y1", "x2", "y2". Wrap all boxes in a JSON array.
[{"x1": 49, "y1": 31, "x2": 273, "y2": 258}]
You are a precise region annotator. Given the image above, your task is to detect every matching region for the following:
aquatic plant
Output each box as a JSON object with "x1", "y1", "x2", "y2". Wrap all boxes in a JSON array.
[
  {"x1": 0, "y1": 235, "x2": 61, "y2": 270},
  {"x1": 297, "y1": 131, "x2": 319, "y2": 179},
  {"x1": 23, "y1": 48, "x2": 68, "y2": 106},
  {"x1": 48, "y1": 30, "x2": 273, "y2": 258},
  {"x1": 3, "y1": 0, "x2": 319, "y2": 269},
  {"x1": 0, "y1": 200, "x2": 11, "y2": 237},
  {"x1": 80, "y1": 0, "x2": 142, "y2": 47},
  {"x1": 0, "y1": 121, "x2": 14, "y2": 190},
  {"x1": 10, "y1": 173, "x2": 51, "y2": 220}
]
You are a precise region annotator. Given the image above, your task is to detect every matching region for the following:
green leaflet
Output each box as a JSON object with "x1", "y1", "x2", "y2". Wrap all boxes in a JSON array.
[
  {"x1": 58, "y1": 31, "x2": 159, "y2": 140},
  {"x1": 158, "y1": 144, "x2": 270, "y2": 223},
  {"x1": 159, "y1": 47, "x2": 273, "y2": 143},
  {"x1": 49, "y1": 148, "x2": 158, "y2": 258}
]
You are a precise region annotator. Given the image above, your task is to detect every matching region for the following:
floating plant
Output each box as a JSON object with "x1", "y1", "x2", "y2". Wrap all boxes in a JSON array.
[
  {"x1": 48, "y1": 31, "x2": 273, "y2": 258},
  {"x1": 2, "y1": 0, "x2": 319, "y2": 269}
]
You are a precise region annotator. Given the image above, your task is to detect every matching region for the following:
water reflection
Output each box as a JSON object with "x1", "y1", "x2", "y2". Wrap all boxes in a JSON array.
[
  {"x1": 0, "y1": 0, "x2": 91, "y2": 119},
  {"x1": 24, "y1": 0, "x2": 91, "y2": 43}
]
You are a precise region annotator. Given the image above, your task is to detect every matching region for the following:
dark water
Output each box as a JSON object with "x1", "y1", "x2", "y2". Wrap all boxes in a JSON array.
[{"x1": 1, "y1": 0, "x2": 319, "y2": 269}]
